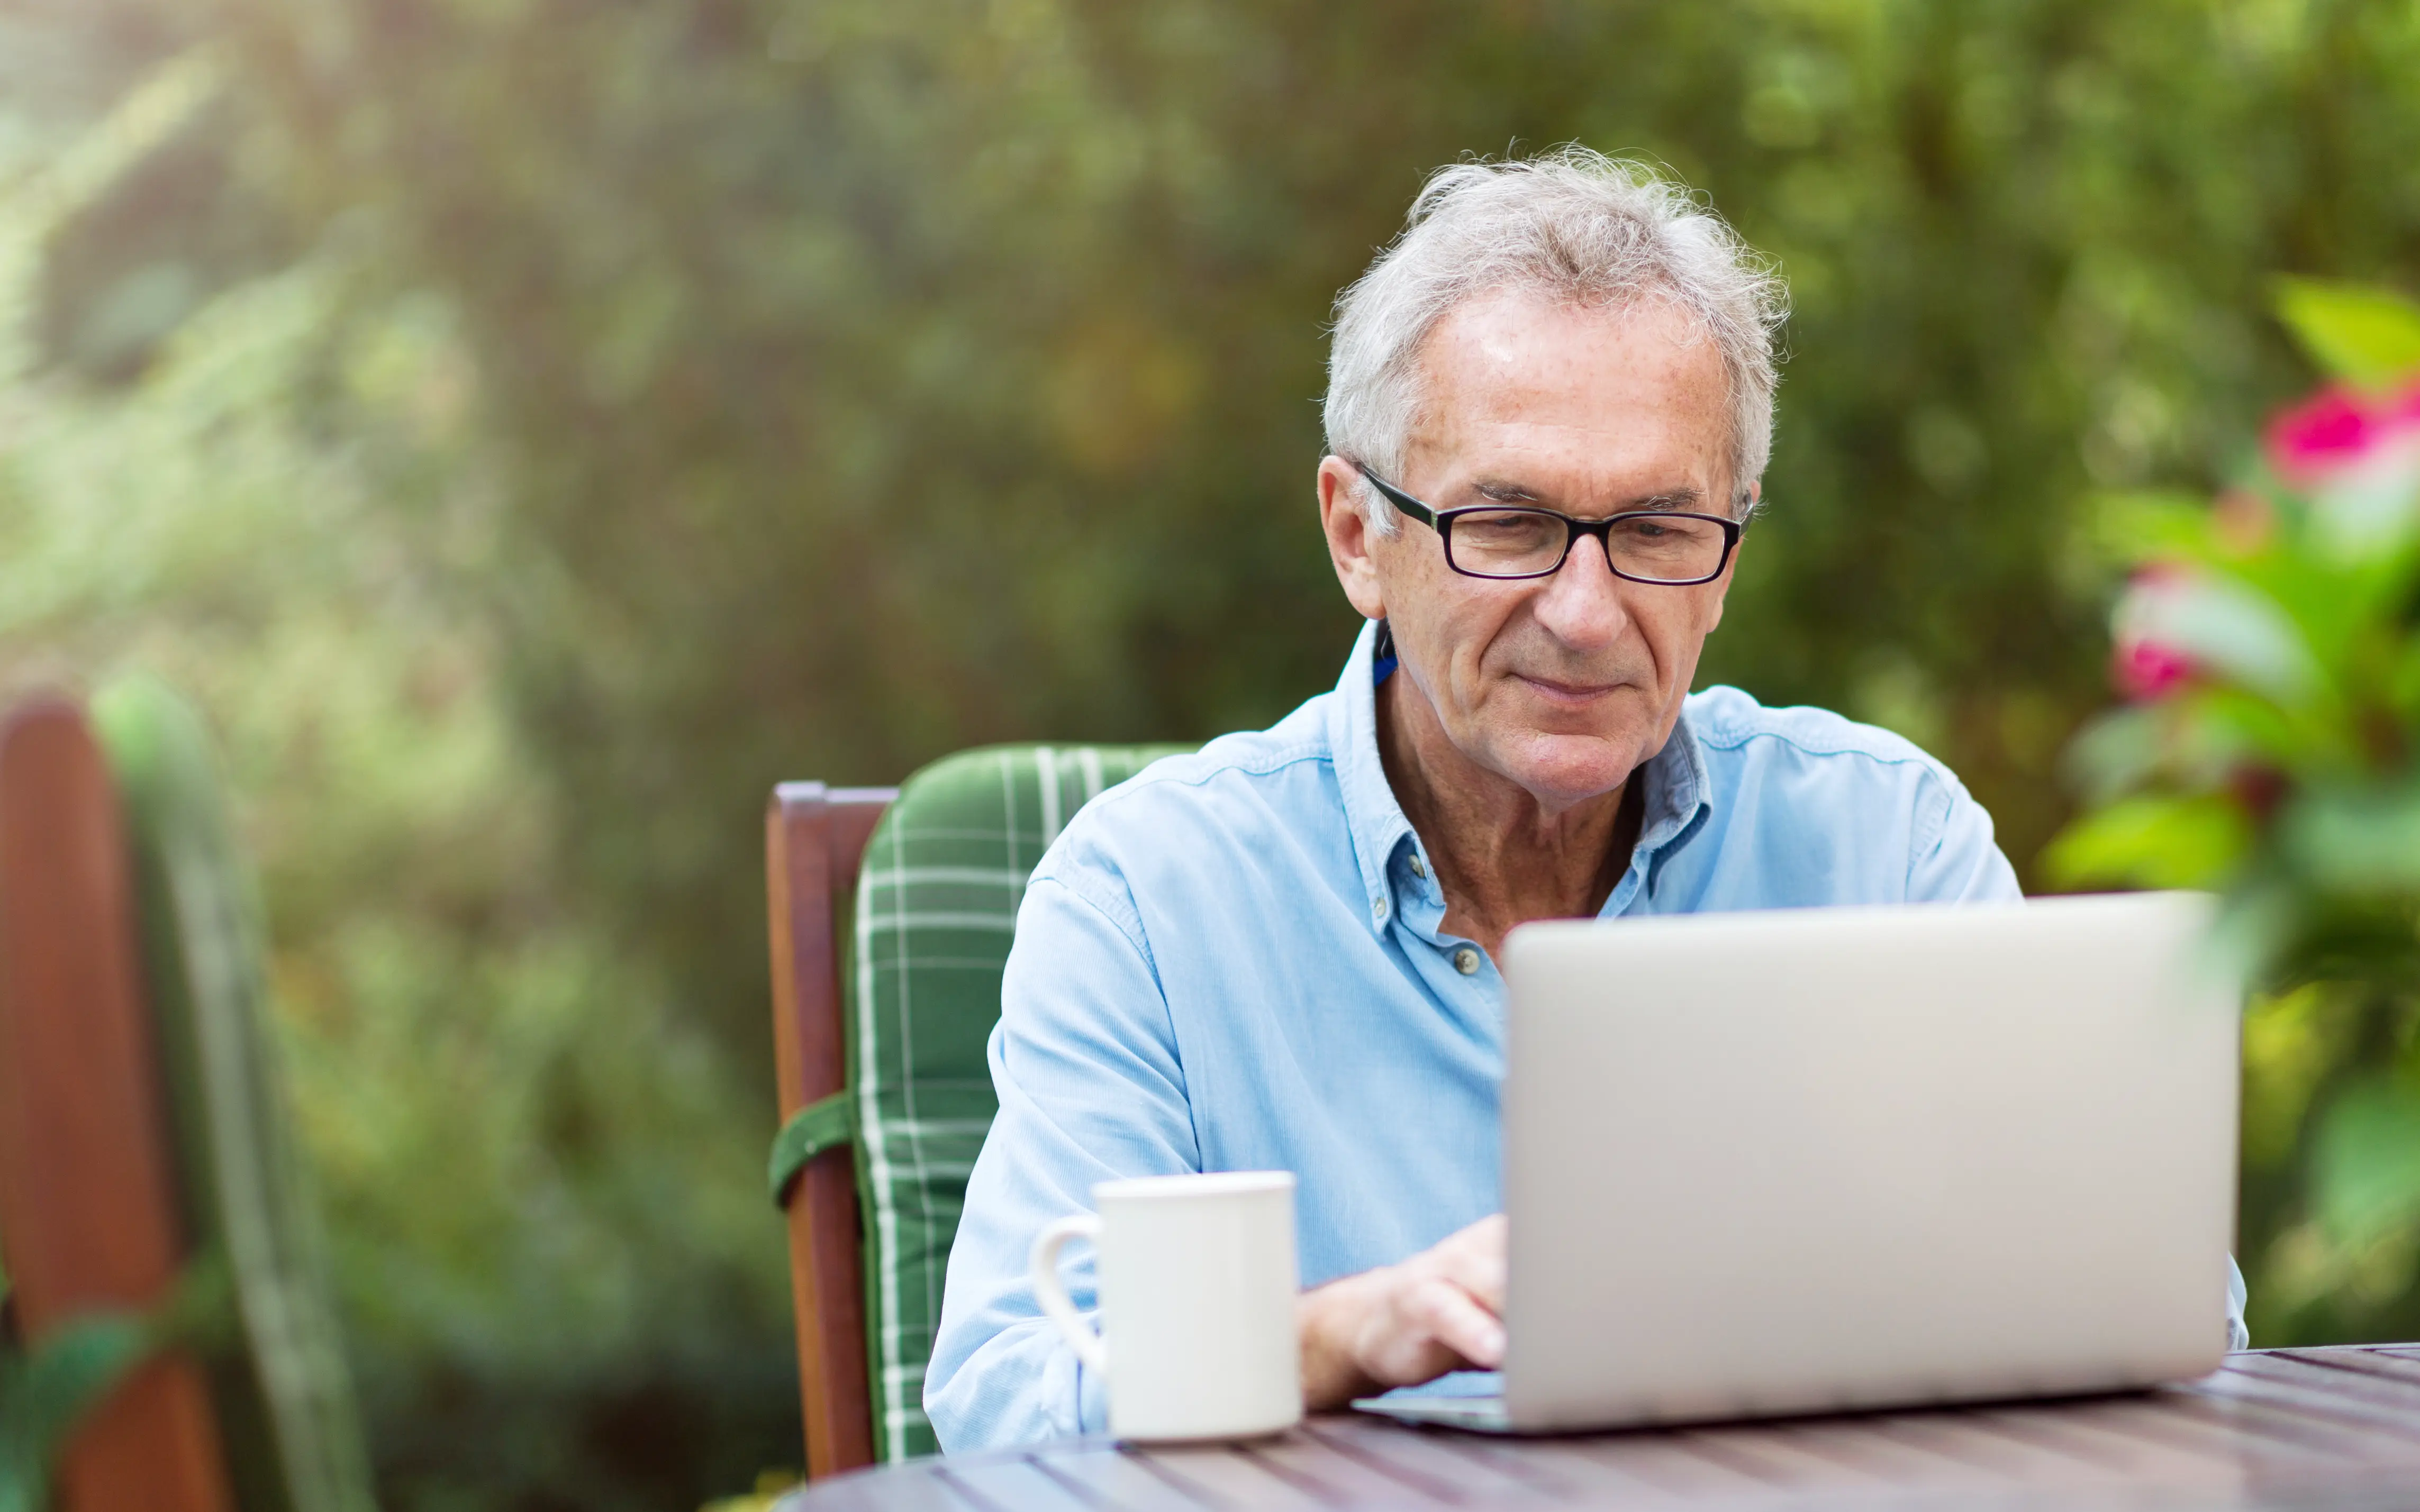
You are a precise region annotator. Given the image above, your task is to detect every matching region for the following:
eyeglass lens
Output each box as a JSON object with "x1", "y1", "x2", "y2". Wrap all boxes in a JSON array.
[{"x1": 1450, "y1": 509, "x2": 1728, "y2": 581}]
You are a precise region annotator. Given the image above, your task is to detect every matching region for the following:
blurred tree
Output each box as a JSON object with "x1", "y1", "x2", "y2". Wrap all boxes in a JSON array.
[
  {"x1": 167, "y1": 0, "x2": 2420, "y2": 1058},
  {"x1": 0, "y1": 47, "x2": 794, "y2": 1512},
  {"x1": 6, "y1": 1, "x2": 2420, "y2": 1506}
]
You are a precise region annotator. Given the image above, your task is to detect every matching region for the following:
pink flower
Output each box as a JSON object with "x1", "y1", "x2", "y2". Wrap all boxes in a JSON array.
[
  {"x1": 2111, "y1": 563, "x2": 2196, "y2": 702},
  {"x1": 2113, "y1": 637, "x2": 2192, "y2": 700},
  {"x1": 2265, "y1": 379, "x2": 2420, "y2": 483}
]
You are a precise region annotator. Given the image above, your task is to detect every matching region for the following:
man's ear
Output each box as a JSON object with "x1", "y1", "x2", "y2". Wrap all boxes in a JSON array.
[{"x1": 1318, "y1": 456, "x2": 1389, "y2": 623}]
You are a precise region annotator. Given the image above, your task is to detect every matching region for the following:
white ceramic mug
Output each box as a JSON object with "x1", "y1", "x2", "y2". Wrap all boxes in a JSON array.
[{"x1": 1029, "y1": 1170, "x2": 1302, "y2": 1443}]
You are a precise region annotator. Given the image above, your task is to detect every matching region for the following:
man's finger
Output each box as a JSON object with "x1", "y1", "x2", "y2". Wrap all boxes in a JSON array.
[
  {"x1": 1437, "y1": 1217, "x2": 1508, "y2": 1313},
  {"x1": 1409, "y1": 1278, "x2": 1507, "y2": 1369}
]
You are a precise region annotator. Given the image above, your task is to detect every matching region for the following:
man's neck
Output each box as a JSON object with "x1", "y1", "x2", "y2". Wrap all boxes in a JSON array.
[{"x1": 1375, "y1": 669, "x2": 1645, "y2": 964}]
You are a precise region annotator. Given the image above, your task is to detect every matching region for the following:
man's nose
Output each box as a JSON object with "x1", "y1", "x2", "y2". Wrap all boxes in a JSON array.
[{"x1": 1529, "y1": 533, "x2": 1632, "y2": 649}]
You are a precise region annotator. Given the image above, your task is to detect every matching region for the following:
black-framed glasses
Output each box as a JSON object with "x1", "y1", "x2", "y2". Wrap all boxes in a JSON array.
[{"x1": 1356, "y1": 466, "x2": 1744, "y2": 585}]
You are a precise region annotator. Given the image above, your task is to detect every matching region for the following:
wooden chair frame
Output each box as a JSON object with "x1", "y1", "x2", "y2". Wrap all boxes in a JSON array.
[
  {"x1": 765, "y1": 781, "x2": 894, "y2": 1478},
  {"x1": 0, "y1": 696, "x2": 235, "y2": 1512}
]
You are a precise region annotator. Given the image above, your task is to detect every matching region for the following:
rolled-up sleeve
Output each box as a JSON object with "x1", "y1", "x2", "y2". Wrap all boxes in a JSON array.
[{"x1": 923, "y1": 865, "x2": 1201, "y2": 1452}]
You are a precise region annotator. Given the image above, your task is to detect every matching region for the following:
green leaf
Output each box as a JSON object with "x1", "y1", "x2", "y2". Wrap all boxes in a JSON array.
[
  {"x1": 2168, "y1": 685, "x2": 2316, "y2": 773},
  {"x1": 2087, "y1": 490, "x2": 2222, "y2": 567},
  {"x1": 2129, "y1": 571, "x2": 2321, "y2": 704},
  {"x1": 2273, "y1": 278, "x2": 2420, "y2": 392},
  {"x1": 2043, "y1": 793, "x2": 2252, "y2": 890},
  {"x1": 2315, "y1": 1079, "x2": 2420, "y2": 1248},
  {"x1": 2282, "y1": 788, "x2": 2420, "y2": 893},
  {"x1": 2061, "y1": 705, "x2": 2166, "y2": 804}
]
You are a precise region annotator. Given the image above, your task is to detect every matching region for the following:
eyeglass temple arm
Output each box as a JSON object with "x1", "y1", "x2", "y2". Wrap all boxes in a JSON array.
[{"x1": 1351, "y1": 466, "x2": 1438, "y2": 529}]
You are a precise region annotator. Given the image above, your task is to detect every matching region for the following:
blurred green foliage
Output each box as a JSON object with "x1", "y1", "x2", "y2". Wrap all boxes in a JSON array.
[
  {"x1": 2052, "y1": 279, "x2": 2420, "y2": 1346},
  {"x1": 3, "y1": 1, "x2": 2419, "y2": 1507}
]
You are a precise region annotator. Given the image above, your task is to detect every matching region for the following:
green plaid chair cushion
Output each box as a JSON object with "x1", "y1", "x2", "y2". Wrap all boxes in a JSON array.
[
  {"x1": 850, "y1": 743, "x2": 1188, "y2": 1461},
  {"x1": 95, "y1": 678, "x2": 376, "y2": 1512}
]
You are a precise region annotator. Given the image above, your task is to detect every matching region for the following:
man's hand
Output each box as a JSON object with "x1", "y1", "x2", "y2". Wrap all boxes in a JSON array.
[{"x1": 1296, "y1": 1214, "x2": 1506, "y2": 1409}]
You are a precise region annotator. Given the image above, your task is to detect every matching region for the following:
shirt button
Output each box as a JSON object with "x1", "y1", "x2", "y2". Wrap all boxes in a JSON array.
[
  {"x1": 1454, "y1": 947, "x2": 1481, "y2": 976},
  {"x1": 1373, "y1": 897, "x2": 1389, "y2": 923},
  {"x1": 1409, "y1": 855, "x2": 1427, "y2": 879}
]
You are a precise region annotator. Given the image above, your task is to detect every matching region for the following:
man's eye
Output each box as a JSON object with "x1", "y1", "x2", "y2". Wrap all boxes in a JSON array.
[
  {"x1": 1458, "y1": 511, "x2": 1557, "y2": 543},
  {"x1": 1611, "y1": 516, "x2": 1714, "y2": 545}
]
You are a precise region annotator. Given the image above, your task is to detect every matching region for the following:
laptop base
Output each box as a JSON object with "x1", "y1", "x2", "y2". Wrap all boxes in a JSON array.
[{"x1": 1349, "y1": 1393, "x2": 1512, "y2": 1433}]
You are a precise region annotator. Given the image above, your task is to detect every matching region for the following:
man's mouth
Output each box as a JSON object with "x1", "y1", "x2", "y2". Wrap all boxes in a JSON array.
[{"x1": 1511, "y1": 672, "x2": 1629, "y2": 706}]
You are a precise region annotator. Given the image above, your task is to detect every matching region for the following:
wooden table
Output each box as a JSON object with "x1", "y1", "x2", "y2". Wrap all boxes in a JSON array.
[{"x1": 780, "y1": 1347, "x2": 2420, "y2": 1509}]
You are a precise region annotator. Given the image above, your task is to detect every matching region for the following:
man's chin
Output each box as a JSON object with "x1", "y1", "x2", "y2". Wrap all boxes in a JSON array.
[{"x1": 1490, "y1": 730, "x2": 1652, "y2": 809}]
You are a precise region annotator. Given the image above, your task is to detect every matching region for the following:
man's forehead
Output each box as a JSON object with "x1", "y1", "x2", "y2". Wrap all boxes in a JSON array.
[
  {"x1": 1407, "y1": 291, "x2": 1731, "y2": 489},
  {"x1": 1421, "y1": 289, "x2": 1716, "y2": 397}
]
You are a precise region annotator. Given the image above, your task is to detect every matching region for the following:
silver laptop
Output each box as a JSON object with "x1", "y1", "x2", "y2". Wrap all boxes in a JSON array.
[{"x1": 1356, "y1": 892, "x2": 2240, "y2": 1434}]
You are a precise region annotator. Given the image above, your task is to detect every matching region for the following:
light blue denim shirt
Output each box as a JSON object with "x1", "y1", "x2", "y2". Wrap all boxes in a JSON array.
[{"x1": 926, "y1": 621, "x2": 2238, "y2": 1452}]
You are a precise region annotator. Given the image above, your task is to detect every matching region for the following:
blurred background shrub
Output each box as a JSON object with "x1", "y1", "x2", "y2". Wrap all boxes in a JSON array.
[
  {"x1": 1, "y1": 1, "x2": 2417, "y2": 1507},
  {"x1": 2053, "y1": 280, "x2": 2420, "y2": 1350}
]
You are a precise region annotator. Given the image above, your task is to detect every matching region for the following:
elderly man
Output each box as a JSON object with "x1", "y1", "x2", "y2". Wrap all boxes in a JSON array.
[{"x1": 925, "y1": 148, "x2": 2028, "y2": 1451}]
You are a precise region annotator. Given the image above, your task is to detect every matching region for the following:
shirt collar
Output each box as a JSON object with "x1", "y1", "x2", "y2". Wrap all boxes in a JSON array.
[
  {"x1": 1327, "y1": 618, "x2": 1714, "y2": 934},
  {"x1": 1624, "y1": 692, "x2": 1712, "y2": 909},
  {"x1": 1331, "y1": 620, "x2": 1418, "y2": 933}
]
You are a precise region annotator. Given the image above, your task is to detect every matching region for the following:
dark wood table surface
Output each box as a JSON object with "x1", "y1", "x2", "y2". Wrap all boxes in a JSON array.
[{"x1": 779, "y1": 1347, "x2": 2420, "y2": 1510}]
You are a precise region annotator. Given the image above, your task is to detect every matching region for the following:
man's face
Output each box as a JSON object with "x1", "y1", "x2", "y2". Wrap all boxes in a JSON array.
[{"x1": 1321, "y1": 290, "x2": 1746, "y2": 810}]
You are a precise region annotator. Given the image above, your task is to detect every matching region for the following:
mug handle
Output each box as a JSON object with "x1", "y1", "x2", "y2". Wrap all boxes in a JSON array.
[{"x1": 1029, "y1": 1214, "x2": 1109, "y2": 1375}]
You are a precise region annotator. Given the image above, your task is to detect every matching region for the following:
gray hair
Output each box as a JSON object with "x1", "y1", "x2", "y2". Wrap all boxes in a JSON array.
[{"x1": 1324, "y1": 147, "x2": 1788, "y2": 531}]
